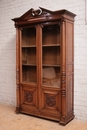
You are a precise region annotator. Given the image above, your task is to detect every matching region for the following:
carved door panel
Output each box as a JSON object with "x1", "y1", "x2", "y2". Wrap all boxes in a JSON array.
[
  {"x1": 40, "y1": 88, "x2": 61, "y2": 120},
  {"x1": 20, "y1": 84, "x2": 39, "y2": 114}
]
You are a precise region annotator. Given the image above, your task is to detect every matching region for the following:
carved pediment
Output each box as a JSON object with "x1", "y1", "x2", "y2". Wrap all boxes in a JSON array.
[
  {"x1": 12, "y1": 7, "x2": 76, "y2": 26},
  {"x1": 12, "y1": 7, "x2": 53, "y2": 22}
]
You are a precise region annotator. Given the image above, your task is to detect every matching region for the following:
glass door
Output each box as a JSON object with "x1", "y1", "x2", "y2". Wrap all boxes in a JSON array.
[
  {"x1": 42, "y1": 24, "x2": 61, "y2": 88},
  {"x1": 21, "y1": 27, "x2": 37, "y2": 84}
]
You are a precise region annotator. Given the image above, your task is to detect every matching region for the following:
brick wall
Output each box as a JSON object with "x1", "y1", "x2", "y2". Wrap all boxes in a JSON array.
[{"x1": 0, "y1": 0, "x2": 87, "y2": 121}]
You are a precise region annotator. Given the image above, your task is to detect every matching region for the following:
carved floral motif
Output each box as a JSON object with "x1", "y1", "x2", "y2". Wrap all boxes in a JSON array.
[
  {"x1": 24, "y1": 91, "x2": 33, "y2": 103},
  {"x1": 46, "y1": 94, "x2": 56, "y2": 107}
]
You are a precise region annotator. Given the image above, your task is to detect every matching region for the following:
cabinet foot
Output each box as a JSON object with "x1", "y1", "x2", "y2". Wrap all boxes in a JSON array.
[
  {"x1": 15, "y1": 107, "x2": 20, "y2": 114},
  {"x1": 59, "y1": 113, "x2": 75, "y2": 125}
]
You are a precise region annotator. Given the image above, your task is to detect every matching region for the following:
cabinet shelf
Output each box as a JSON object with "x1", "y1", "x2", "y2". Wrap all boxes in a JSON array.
[
  {"x1": 22, "y1": 63, "x2": 36, "y2": 66},
  {"x1": 22, "y1": 45, "x2": 36, "y2": 48},
  {"x1": 42, "y1": 44, "x2": 60, "y2": 47},
  {"x1": 22, "y1": 81, "x2": 36, "y2": 85},
  {"x1": 42, "y1": 64, "x2": 60, "y2": 67}
]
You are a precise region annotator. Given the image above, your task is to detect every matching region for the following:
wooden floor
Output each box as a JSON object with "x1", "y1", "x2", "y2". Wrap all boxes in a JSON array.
[{"x1": 0, "y1": 103, "x2": 87, "y2": 130}]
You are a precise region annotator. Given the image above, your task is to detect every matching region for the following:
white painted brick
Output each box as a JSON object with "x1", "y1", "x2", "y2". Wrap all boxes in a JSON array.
[{"x1": 0, "y1": 0, "x2": 87, "y2": 122}]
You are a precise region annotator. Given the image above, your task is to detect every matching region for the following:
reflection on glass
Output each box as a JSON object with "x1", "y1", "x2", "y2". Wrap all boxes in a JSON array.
[
  {"x1": 22, "y1": 48, "x2": 36, "y2": 65},
  {"x1": 42, "y1": 24, "x2": 60, "y2": 45},
  {"x1": 22, "y1": 28, "x2": 36, "y2": 46},
  {"x1": 42, "y1": 67, "x2": 60, "y2": 87},
  {"x1": 42, "y1": 24, "x2": 61, "y2": 88},
  {"x1": 22, "y1": 66, "x2": 37, "y2": 84},
  {"x1": 21, "y1": 27, "x2": 37, "y2": 84}
]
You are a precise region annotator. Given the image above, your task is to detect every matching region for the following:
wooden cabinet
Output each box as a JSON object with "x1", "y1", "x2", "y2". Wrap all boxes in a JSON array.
[{"x1": 12, "y1": 7, "x2": 76, "y2": 125}]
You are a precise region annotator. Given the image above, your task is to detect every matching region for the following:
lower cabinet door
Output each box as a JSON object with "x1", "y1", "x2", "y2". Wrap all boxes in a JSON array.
[
  {"x1": 40, "y1": 88, "x2": 61, "y2": 121},
  {"x1": 20, "y1": 84, "x2": 40, "y2": 115},
  {"x1": 20, "y1": 84, "x2": 61, "y2": 121}
]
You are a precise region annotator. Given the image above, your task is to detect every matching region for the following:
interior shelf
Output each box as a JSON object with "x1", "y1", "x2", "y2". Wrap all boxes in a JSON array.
[
  {"x1": 22, "y1": 45, "x2": 36, "y2": 48},
  {"x1": 42, "y1": 64, "x2": 60, "y2": 67},
  {"x1": 22, "y1": 64, "x2": 36, "y2": 66},
  {"x1": 42, "y1": 44, "x2": 60, "y2": 47}
]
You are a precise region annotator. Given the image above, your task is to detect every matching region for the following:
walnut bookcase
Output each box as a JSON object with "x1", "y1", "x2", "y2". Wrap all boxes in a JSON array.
[{"x1": 12, "y1": 7, "x2": 76, "y2": 125}]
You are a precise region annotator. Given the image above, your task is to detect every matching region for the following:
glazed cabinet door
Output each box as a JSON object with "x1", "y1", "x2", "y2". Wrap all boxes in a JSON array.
[
  {"x1": 20, "y1": 27, "x2": 39, "y2": 114},
  {"x1": 19, "y1": 23, "x2": 62, "y2": 120},
  {"x1": 39, "y1": 23, "x2": 62, "y2": 120}
]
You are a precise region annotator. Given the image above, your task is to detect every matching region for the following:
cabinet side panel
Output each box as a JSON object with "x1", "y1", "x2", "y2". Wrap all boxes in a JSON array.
[
  {"x1": 16, "y1": 28, "x2": 21, "y2": 113},
  {"x1": 66, "y1": 21, "x2": 74, "y2": 114},
  {"x1": 66, "y1": 22, "x2": 73, "y2": 63},
  {"x1": 67, "y1": 73, "x2": 73, "y2": 113},
  {"x1": 61, "y1": 21, "x2": 66, "y2": 117}
]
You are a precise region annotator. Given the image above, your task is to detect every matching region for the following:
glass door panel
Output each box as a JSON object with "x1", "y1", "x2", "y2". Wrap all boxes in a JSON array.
[
  {"x1": 42, "y1": 24, "x2": 61, "y2": 88},
  {"x1": 42, "y1": 24, "x2": 60, "y2": 45},
  {"x1": 22, "y1": 66, "x2": 37, "y2": 83},
  {"x1": 22, "y1": 48, "x2": 36, "y2": 65},
  {"x1": 22, "y1": 28, "x2": 36, "y2": 46},
  {"x1": 21, "y1": 27, "x2": 37, "y2": 84}
]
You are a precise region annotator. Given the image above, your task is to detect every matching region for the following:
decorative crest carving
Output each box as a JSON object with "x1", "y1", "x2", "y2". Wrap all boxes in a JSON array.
[{"x1": 32, "y1": 9, "x2": 42, "y2": 16}]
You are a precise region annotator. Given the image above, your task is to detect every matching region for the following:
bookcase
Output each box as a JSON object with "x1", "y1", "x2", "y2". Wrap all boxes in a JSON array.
[{"x1": 12, "y1": 7, "x2": 76, "y2": 125}]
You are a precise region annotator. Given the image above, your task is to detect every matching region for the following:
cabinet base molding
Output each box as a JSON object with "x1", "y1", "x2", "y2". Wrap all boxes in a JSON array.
[{"x1": 59, "y1": 113, "x2": 75, "y2": 125}]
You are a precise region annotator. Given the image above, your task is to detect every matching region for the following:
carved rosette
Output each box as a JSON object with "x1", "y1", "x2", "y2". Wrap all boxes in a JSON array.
[
  {"x1": 45, "y1": 94, "x2": 56, "y2": 107},
  {"x1": 24, "y1": 91, "x2": 33, "y2": 103}
]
